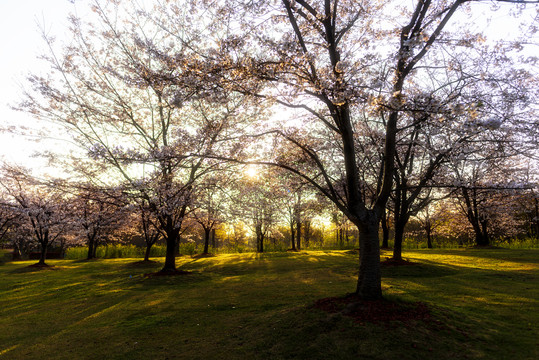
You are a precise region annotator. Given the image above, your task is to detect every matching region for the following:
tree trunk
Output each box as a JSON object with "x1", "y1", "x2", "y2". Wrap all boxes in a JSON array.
[
  {"x1": 38, "y1": 241, "x2": 48, "y2": 265},
  {"x1": 203, "y1": 227, "x2": 211, "y2": 254},
  {"x1": 296, "y1": 220, "x2": 301, "y2": 250},
  {"x1": 211, "y1": 228, "x2": 216, "y2": 249},
  {"x1": 162, "y1": 234, "x2": 177, "y2": 271},
  {"x1": 290, "y1": 223, "x2": 296, "y2": 250},
  {"x1": 87, "y1": 238, "x2": 95, "y2": 260},
  {"x1": 534, "y1": 197, "x2": 539, "y2": 237},
  {"x1": 355, "y1": 219, "x2": 382, "y2": 300},
  {"x1": 144, "y1": 243, "x2": 152, "y2": 261},
  {"x1": 381, "y1": 210, "x2": 389, "y2": 248},
  {"x1": 476, "y1": 220, "x2": 490, "y2": 246},
  {"x1": 176, "y1": 234, "x2": 181, "y2": 255},
  {"x1": 392, "y1": 219, "x2": 405, "y2": 261},
  {"x1": 304, "y1": 220, "x2": 311, "y2": 248},
  {"x1": 426, "y1": 225, "x2": 433, "y2": 249}
]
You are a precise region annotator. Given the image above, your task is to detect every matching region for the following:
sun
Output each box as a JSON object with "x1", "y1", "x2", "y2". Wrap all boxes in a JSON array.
[{"x1": 244, "y1": 165, "x2": 259, "y2": 179}]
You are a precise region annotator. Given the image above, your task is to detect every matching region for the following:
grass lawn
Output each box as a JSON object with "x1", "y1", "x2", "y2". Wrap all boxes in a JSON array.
[{"x1": 0, "y1": 249, "x2": 537, "y2": 359}]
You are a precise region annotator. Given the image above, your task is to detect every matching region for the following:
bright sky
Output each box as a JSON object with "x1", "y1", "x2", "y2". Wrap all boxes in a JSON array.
[
  {"x1": 0, "y1": 0, "x2": 536, "y2": 176},
  {"x1": 0, "y1": 0, "x2": 74, "y2": 171}
]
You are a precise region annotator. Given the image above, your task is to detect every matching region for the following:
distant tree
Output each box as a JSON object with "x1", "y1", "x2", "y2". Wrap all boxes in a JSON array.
[
  {"x1": 137, "y1": 199, "x2": 161, "y2": 262},
  {"x1": 67, "y1": 184, "x2": 124, "y2": 259},
  {"x1": 0, "y1": 166, "x2": 67, "y2": 266},
  {"x1": 192, "y1": 176, "x2": 229, "y2": 254}
]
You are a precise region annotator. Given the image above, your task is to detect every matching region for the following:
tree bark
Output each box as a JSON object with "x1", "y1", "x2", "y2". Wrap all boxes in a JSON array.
[
  {"x1": 144, "y1": 243, "x2": 152, "y2": 261},
  {"x1": 87, "y1": 239, "x2": 95, "y2": 260},
  {"x1": 296, "y1": 220, "x2": 301, "y2": 250},
  {"x1": 38, "y1": 241, "x2": 48, "y2": 265},
  {"x1": 426, "y1": 224, "x2": 433, "y2": 249},
  {"x1": 162, "y1": 234, "x2": 177, "y2": 271},
  {"x1": 393, "y1": 220, "x2": 405, "y2": 261},
  {"x1": 203, "y1": 227, "x2": 211, "y2": 254},
  {"x1": 381, "y1": 210, "x2": 389, "y2": 249},
  {"x1": 355, "y1": 219, "x2": 382, "y2": 300},
  {"x1": 290, "y1": 222, "x2": 296, "y2": 250}
]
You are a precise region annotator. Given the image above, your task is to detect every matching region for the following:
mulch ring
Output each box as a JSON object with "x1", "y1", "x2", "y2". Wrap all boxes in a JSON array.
[
  {"x1": 144, "y1": 269, "x2": 192, "y2": 277},
  {"x1": 312, "y1": 294, "x2": 432, "y2": 325}
]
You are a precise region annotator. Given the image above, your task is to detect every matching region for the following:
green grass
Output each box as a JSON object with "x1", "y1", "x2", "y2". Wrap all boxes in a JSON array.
[{"x1": 0, "y1": 249, "x2": 537, "y2": 359}]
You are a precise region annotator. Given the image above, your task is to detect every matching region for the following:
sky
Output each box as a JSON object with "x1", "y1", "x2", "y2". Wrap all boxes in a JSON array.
[
  {"x1": 0, "y1": 0, "x2": 536, "y2": 176},
  {"x1": 0, "y1": 0, "x2": 74, "y2": 171}
]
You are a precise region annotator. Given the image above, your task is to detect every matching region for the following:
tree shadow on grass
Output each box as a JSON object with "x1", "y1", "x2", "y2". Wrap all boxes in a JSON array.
[
  {"x1": 382, "y1": 260, "x2": 459, "y2": 279},
  {"x1": 9, "y1": 263, "x2": 60, "y2": 274}
]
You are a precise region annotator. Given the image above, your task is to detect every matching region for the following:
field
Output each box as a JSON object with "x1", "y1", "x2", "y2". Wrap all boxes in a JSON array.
[{"x1": 0, "y1": 249, "x2": 537, "y2": 359}]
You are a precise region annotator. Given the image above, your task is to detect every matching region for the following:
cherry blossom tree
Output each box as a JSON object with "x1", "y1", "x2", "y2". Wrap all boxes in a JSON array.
[
  {"x1": 20, "y1": 1, "x2": 260, "y2": 273},
  {"x1": 69, "y1": 184, "x2": 126, "y2": 260},
  {"x1": 192, "y1": 176, "x2": 230, "y2": 254},
  {"x1": 0, "y1": 166, "x2": 68, "y2": 266}
]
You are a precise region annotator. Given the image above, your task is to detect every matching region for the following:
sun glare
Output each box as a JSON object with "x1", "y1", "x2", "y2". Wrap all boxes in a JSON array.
[{"x1": 244, "y1": 165, "x2": 258, "y2": 179}]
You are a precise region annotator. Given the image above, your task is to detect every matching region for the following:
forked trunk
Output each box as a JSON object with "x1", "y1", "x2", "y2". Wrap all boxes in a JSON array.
[{"x1": 355, "y1": 220, "x2": 382, "y2": 300}]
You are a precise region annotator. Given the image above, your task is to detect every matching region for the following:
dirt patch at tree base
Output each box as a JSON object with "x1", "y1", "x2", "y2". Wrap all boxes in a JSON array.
[
  {"x1": 144, "y1": 269, "x2": 192, "y2": 277},
  {"x1": 312, "y1": 294, "x2": 431, "y2": 325},
  {"x1": 381, "y1": 257, "x2": 417, "y2": 266},
  {"x1": 27, "y1": 263, "x2": 55, "y2": 269}
]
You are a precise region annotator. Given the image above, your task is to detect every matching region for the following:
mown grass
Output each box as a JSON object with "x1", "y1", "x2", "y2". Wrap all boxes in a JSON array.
[{"x1": 0, "y1": 249, "x2": 537, "y2": 359}]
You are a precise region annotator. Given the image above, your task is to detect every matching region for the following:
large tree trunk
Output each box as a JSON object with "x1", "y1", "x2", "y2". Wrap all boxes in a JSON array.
[
  {"x1": 355, "y1": 219, "x2": 382, "y2": 300},
  {"x1": 162, "y1": 234, "x2": 177, "y2": 271},
  {"x1": 203, "y1": 227, "x2": 211, "y2": 254}
]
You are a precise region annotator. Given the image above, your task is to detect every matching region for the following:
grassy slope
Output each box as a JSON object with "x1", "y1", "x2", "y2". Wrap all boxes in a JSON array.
[{"x1": 0, "y1": 249, "x2": 537, "y2": 360}]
